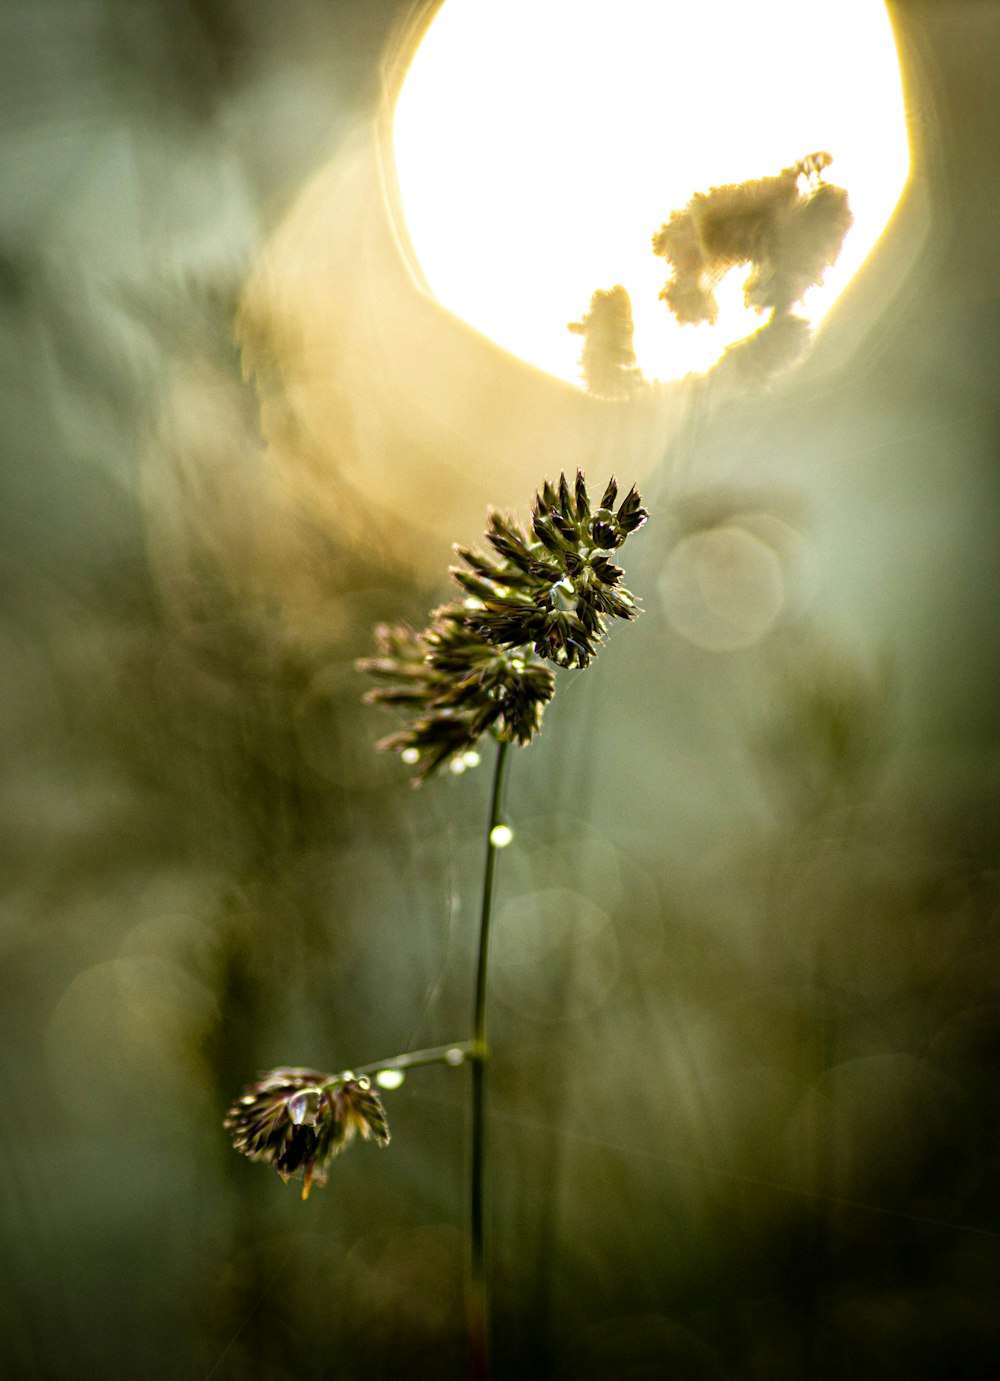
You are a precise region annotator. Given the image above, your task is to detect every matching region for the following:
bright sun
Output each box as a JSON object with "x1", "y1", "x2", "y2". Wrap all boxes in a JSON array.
[{"x1": 392, "y1": 0, "x2": 911, "y2": 387}]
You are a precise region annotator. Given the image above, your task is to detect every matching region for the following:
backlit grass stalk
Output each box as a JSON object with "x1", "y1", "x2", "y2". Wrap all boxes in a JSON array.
[
  {"x1": 224, "y1": 471, "x2": 647, "y2": 1378},
  {"x1": 468, "y1": 736, "x2": 511, "y2": 1377}
]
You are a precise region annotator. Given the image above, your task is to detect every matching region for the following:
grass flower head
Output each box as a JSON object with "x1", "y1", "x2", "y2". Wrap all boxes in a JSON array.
[
  {"x1": 358, "y1": 470, "x2": 647, "y2": 782},
  {"x1": 224, "y1": 1068, "x2": 390, "y2": 1199}
]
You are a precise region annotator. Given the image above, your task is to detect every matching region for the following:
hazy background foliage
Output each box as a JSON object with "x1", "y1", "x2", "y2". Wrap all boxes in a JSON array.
[{"x1": 2, "y1": 2, "x2": 1000, "y2": 1377}]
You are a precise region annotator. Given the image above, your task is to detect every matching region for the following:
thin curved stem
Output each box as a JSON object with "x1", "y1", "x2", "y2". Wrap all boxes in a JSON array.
[
  {"x1": 468, "y1": 736, "x2": 511, "y2": 1380},
  {"x1": 329, "y1": 1042, "x2": 475, "y2": 1083}
]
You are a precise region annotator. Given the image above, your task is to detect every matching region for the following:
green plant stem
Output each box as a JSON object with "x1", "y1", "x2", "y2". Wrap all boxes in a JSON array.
[
  {"x1": 347, "y1": 1042, "x2": 475, "y2": 1081},
  {"x1": 468, "y1": 736, "x2": 511, "y2": 1381}
]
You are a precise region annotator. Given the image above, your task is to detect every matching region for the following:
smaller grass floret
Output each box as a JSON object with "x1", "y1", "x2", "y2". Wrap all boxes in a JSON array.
[{"x1": 224, "y1": 1068, "x2": 389, "y2": 1200}]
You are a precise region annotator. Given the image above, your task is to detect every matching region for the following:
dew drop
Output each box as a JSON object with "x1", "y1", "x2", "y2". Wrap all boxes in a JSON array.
[
  {"x1": 287, "y1": 1091, "x2": 310, "y2": 1125},
  {"x1": 401, "y1": 748, "x2": 420, "y2": 765},
  {"x1": 490, "y1": 824, "x2": 514, "y2": 848},
  {"x1": 375, "y1": 1068, "x2": 406, "y2": 1090}
]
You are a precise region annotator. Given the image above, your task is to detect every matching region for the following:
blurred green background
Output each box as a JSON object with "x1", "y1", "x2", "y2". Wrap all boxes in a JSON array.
[{"x1": 2, "y1": 2, "x2": 1000, "y2": 1377}]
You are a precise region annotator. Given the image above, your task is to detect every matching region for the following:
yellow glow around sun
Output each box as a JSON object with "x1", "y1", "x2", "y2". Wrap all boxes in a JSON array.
[{"x1": 392, "y1": 0, "x2": 910, "y2": 387}]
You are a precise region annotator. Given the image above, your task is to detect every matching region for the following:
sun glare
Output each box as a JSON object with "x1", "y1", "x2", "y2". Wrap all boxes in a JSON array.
[{"x1": 392, "y1": 0, "x2": 911, "y2": 387}]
